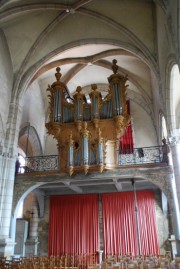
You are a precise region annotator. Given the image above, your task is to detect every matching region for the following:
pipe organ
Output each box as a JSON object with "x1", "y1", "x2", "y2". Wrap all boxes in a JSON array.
[{"x1": 45, "y1": 59, "x2": 131, "y2": 175}]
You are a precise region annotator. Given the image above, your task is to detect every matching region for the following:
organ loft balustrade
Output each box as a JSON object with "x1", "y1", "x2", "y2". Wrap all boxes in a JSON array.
[{"x1": 17, "y1": 146, "x2": 166, "y2": 175}]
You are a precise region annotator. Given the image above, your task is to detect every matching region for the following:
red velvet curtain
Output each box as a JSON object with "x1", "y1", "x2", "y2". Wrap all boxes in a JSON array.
[
  {"x1": 102, "y1": 191, "x2": 159, "y2": 257},
  {"x1": 119, "y1": 100, "x2": 133, "y2": 154},
  {"x1": 48, "y1": 194, "x2": 99, "y2": 256},
  {"x1": 137, "y1": 191, "x2": 160, "y2": 255}
]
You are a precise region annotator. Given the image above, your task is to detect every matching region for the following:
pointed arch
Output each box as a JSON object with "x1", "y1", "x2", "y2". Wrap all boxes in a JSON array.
[
  {"x1": 19, "y1": 123, "x2": 43, "y2": 156},
  {"x1": 165, "y1": 56, "x2": 179, "y2": 136}
]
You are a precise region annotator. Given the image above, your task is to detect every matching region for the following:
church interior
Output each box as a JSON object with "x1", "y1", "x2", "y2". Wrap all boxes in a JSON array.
[{"x1": 0, "y1": 0, "x2": 180, "y2": 268}]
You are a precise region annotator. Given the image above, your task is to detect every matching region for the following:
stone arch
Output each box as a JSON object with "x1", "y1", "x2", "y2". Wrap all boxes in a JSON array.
[
  {"x1": 11, "y1": 40, "x2": 160, "y2": 146},
  {"x1": 15, "y1": 38, "x2": 160, "y2": 100},
  {"x1": 19, "y1": 123, "x2": 43, "y2": 156},
  {"x1": 13, "y1": 182, "x2": 45, "y2": 219},
  {"x1": 11, "y1": 183, "x2": 44, "y2": 243},
  {"x1": 165, "y1": 56, "x2": 179, "y2": 136},
  {"x1": 9, "y1": 2, "x2": 160, "y2": 98},
  {"x1": 13, "y1": 167, "x2": 174, "y2": 219},
  {"x1": 171, "y1": 64, "x2": 180, "y2": 130}
]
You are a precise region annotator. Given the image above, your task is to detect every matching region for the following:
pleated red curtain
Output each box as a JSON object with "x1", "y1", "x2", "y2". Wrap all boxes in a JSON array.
[
  {"x1": 102, "y1": 191, "x2": 159, "y2": 257},
  {"x1": 48, "y1": 194, "x2": 99, "y2": 256},
  {"x1": 119, "y1": 100, "x2": 133, "y2": 154},
  {"x1": 137, "y1": 191, "x2": 160, "y2": 255}
]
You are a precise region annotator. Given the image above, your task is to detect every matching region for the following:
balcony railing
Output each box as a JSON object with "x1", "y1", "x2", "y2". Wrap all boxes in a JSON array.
[
  {"x1": 118, "y1": 146, "x2": 162, "y2": 166},
  {"x1": 18, "y1": 146, "x2": 164, "y2": 174},
  {"x1": 20, "y1": 155, "x2": 59, "y2": 173}
]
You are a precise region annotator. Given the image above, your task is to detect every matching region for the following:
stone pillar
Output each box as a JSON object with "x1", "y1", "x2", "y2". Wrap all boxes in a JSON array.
[
  {"x1": 169, "y1": 136, "x2": 180, "y2": 207},
  {"x1": 25, "y1": 205, "x2": 39, "y2": 256},
  {"x1": 168, "y1": 173, "x2": 180, "y2": 256},
  {"x1": 0, "y1": 155, "x2": 18, "y2": 258},
  {"x1": 165, "y1": 138, "x2": 180, "y2": 256},
  {"x1": 169, "y1": 235, "x2": 178, "y2": 259},
  {"x1": 0, "y1": 101, "x2": 22, "y2": 258}
]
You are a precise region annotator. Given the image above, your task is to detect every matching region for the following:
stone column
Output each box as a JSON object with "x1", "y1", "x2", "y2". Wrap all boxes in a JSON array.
[
  {"x1": 169, "y1": 136, "x2": 180, "y2": 207},
  {"x1": 25, "y1": 204, "x2": 39, "y2": 256},
  {"x1": 0, "y1": 102, "x2": 22, "y2": 258},
  {"x1": 168, "y1": 174, "x2": 180, "y2": 256},
  {"x1": 166, "y1": 138, "x2": 180, "y2": 256}
]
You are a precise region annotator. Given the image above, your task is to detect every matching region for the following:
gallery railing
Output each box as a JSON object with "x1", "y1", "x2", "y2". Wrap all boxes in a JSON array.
[
  {"x1": 19, "y1": 146, "x2": 164, "y2": 174},
  {"x1": 118, "y1": 146, "x2": 162, "y2": 166},
  {"x1": 20, "y1": 155, "x2": 59, "y2": 173}
]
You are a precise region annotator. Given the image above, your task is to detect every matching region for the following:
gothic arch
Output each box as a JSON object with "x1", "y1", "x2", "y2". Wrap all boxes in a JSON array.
[
  {"x1": 14, "y1": 38, "x2": 160, "y2": 100},
  {"x1": 165, "y1": 56, "x2": 179, "y2": 136},
  {"x1": 19, "y1": 123, "x2": 43, "y2": 156},
  {"x1": 12, "y1": 167, "x2": 174, "y2": 219}
]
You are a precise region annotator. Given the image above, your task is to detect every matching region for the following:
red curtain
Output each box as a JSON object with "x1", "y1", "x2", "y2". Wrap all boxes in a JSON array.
[
  {"x1": 137, "y1": 191, "x2": 160, "y2": 255},
  {"x1": 102, "y1": 191, "x2": 159, "y2": 257},
  {"x1": 119, "y1": 100, "x2": 133, "y2": 154},
  {"x1": 48, "y1": 194, "x2": 99, "y2": 256}
]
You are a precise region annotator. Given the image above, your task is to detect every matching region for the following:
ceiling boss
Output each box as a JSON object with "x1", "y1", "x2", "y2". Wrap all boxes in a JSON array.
[{"x1": 45, "y1": 60, "x2": 131, "y2": 176}]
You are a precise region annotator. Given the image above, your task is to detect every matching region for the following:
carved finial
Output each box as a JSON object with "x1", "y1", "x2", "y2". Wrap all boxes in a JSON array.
[
  {"x1": 69, "y1": 131, "x2": 73, "y2": 140},
  {"x1": 98, "y1": 128, "x2": 102, "y2": 138},
  {"x1": 91, "y1": 84, "x2": 97, "y2": 91},
  {"x1": 84, "y1": 121, "x2": 87, "y2": 129},
  {"x1": 55, "y1": 67, "x2": 62, "y2": 81},
  {"x1": 68, "y1": 132, "x2": 74, "y2": 146},
  {"x1": 112, "y1": 59, "x2": 118, "y2": 74},
  {"x1": 82, "y1": 121, "x2": 89, "y2": 138},
  {"x1": 76, "y1": 86, "x2": 82, "y2": 93}
]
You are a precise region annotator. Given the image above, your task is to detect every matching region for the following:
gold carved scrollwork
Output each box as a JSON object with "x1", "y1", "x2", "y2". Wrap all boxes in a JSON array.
[
  {"x1": 97, "y1": 128, "x2": 103, "y2": 144},
  {"x1": 81, "y1": 122, "x2": 90, "y2": 138},
  {"x1": 99, "y1": 164, "x2": 104, "y2": 173},
  {"x1": 67, "y1": 133, "x2": 74, "y2": 175},
  {"x1": 75, "y1": 120, "x2": 83, "y2": 133},
  {"x1": 114, "y1": 114, "x2": 132, "y2": 138},
  {"x1": 68, "y1": 166, "x2": 74, "y2": 176},
  {"x1": 45, "y1": 122, "x2": 61, "y2": 139},
  {"x1": 92, "y1": 118, "x2": 100, "y2": 130},
  {"x1": 46, "y1": 85, "x2": 55, "y2": 123},
  {"x1": 68, "y1": 132, "x2": 74, "y2": 147},
  {"x1": 84, "y1": 165, "x2": 89, "y2": 175}
]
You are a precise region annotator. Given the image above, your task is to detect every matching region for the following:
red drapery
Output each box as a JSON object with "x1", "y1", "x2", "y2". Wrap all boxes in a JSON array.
[
  {"x1": 102, "y1": 191, "x2": 159, "y2": 257},
  {"x1": 119, "y1": 100, "x2": 133, "y2": 154},
  {"x1": 48, "y1": 194, "x2": 99, "y2": 256}
]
